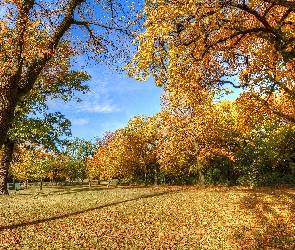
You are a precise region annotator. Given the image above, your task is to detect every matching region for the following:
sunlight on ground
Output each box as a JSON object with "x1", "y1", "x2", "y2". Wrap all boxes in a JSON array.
[{"x1": 1, "y1": 185, "x2": 295, "y2": 249}]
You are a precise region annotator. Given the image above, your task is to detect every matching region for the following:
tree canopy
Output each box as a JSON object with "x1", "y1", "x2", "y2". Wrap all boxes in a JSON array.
[{"x1": 127, "y1": 0, "x2": 295, "y2": 122}]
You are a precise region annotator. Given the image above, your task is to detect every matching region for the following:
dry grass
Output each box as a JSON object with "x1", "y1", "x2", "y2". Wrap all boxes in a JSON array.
[{"x1": 1, "y1": 185, "x2": 295, "y2": 249}]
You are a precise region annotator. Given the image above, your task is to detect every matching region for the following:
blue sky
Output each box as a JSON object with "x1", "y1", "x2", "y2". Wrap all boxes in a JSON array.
[{"x1": 48, "y1": 65, "x2": 164, "y2": 142}]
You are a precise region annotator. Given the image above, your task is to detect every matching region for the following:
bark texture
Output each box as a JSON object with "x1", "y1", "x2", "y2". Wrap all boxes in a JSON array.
[{"x1": 0, "y1": 139, "x2": 15, "y2": 195}]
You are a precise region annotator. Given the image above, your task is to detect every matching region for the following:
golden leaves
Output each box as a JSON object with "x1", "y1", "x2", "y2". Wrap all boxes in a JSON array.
[{"x1": 128, "y1": 0, "x2": 295, "y2": 126}]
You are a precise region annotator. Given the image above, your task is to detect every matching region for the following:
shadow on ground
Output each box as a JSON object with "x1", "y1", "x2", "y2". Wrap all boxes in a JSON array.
[
  {"x1": 233, "y1": 188, "x2": 295, "y2": 249},
  {"x1": 14, "y1": 185, "x2": 114, "y2": 196},
  {"x1": 14, "y1": 184, "x2": 150, "y2": 196},
  {"x1": 0, "y1": 188, "x2": 180, "y2": 231}
]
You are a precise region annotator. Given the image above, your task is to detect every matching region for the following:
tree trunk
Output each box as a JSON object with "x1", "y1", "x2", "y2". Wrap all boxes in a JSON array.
[
  {"x1": 197, "y1": 165, "x2": 205, "y2": 189},
  {"x1": 144, "y1": 171, "x2": 148, "y2": 186},
  {"x1": 40, "y1": 179, "x2": 43, "y2": 191},
  {"x1": 193, "y1": 139, "x2": 205, "y2": 188},
  {"x1": 0, "y1": 77, "x2": 20, "y2": 148},
  {"x1": 0, "y1": 1, "x2": 77, "y2": 191},
  {"x1": 0, "y1": 139, "x2": 15, "y2": 195},
  {"x1": 195, "y1": 156, "x2": 205, "y2": 188},
  {"x1": 154, "y1": 165, "x2": 159, "y2": 186},
  {"x1": 0, "y1": 73, "x2": 36, "y2": 193}
]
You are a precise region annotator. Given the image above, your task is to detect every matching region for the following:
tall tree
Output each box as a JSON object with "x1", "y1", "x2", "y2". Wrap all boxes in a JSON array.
[
  {"x1": 89, "y1": 116, "x2": 160, "y2": 185},
  {"x1": 125, "y1": 115, "x2": 160, "y2": 185},
  {"x1": 128, "y1": 0, "x2": 295, "y2": 122},
  {"x1": 159, "y1": 91, "x2": 238, "y2": 187},
  {"x1": 0, "y1": 0, "x2": 140, "y2": 149},
  {"x1": 0, "y1": 0, "x2": 139, "y2": 193}
]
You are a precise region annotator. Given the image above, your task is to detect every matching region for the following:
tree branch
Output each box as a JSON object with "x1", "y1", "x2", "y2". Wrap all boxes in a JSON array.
[
  {"x1": 253, "y1": 93, "x2": 295, "y2": 123},
  {"x1": 72, "y1": 20, "x2": 105, "y2": 51},
  {"x1": 202, "y1": 27, "x2": 271, "y2": 57},
  {"x1": 279, "y1": 8, "x2": 293, "y2": 25},
  {"x1": 233, "y1": 3, "x2": 274, "y2": 31}
]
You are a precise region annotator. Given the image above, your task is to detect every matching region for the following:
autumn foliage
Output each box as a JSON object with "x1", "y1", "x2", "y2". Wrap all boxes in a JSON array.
[
  {"x1": 85, "y1": 88, "x2": 295, "y2": 187},
  {"x1": 2, "y1": 0, "x2": 295, "y2": 189}
]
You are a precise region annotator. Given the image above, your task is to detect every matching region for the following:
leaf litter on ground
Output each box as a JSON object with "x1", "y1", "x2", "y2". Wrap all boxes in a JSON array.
[{"x1": 0, "y1": 185, "x2": 295, "y2": 249}]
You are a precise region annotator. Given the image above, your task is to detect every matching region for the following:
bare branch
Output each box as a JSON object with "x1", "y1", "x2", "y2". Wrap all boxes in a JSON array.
[
  {"x1": 72, "y1": 20, "x2": 105, "y2": 51},
  {"x1": 72, "y1": 20, "x2": 128, "y2": 33}
]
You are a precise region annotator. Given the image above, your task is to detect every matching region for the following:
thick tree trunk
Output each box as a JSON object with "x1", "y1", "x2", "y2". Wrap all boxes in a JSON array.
[
  {"x1": 0, "y1": 74, "x2": 27, "y2": 194},
  {"x1": 0, "y1": 139, "x2": 15, "y2": 195},
  {"x1": 0, "y1": 77, "x2": 20, "y2": 147}
]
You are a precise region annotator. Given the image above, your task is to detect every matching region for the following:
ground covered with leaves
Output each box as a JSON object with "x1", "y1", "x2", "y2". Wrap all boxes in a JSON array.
[{"x1": 0, "y1": 185, "x2": 295, "y2": 249}]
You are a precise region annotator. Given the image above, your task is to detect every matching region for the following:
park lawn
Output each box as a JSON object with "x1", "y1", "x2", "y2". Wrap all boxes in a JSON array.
[{"x1": 0, "y1": 185, "x2": 295, "y2": 249}]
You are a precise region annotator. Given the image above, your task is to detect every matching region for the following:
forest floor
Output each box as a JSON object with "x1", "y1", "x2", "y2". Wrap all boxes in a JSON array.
[{"x1": 0, "y1": 184, "x2": 295, "y2": 249}]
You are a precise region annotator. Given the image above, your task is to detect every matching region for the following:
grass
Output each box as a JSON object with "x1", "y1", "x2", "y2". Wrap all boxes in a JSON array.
[{"x1": 1, "y1": 185, "x2": 295, "y2": 249}]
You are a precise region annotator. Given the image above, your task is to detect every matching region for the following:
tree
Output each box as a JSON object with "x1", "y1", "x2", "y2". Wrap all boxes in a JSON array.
[
  {"x1": 62, "y1": 137, "x2": 97, "y2": 185},
  {"x1": 128, "y1": 0, "x2": 295, "y2": 122},
  {"x1": 158, "y1": 91, "x2": 238, "y2": 187},
  {"x1": 88, "y1": 129, "x2": 131, "y2": 181},
  {"x1": 124, "y1": 115, "x2": 160, "y2": 185},
  {"x1": 0, "y1": 68, "x2": 90, "y2": 194},
  {"x1": 11, "y1": 145, "x2": 51, "y2": 190},
  {"x1": 87, "y1": 132, "x2": 114, "y2": 181},
  {"x1": 89, "y1": 116, "x2": 161, "y2": 185},
  {"x1": 0, "y1": 0, "x2": 140, "y2": 153},
  {"x1": 232, "y1": 92, "x2": 295, "y2": 186},
  {"x1": 47, "y1": 153, "x2": 69, "y2": 185}
]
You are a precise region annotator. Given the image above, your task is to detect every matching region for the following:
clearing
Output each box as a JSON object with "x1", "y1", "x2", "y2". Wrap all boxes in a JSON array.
[{"x1": 0, "y1": 185, "x2": 295, "y2": 249}]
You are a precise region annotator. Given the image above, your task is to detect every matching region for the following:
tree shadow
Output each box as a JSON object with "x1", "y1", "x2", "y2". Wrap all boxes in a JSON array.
[
  {"x1": 0, "y1": 189, "x2": 179, "y2": 231},
  {"x1": 233, "y1": 188, "x2": 295, "y2": 249},
  {"x1": 16, "y1": 184, "x2": 169, "y2": 196},
  {"x1": 16, "y1": 185, "x2": 111, "y2": 196}
]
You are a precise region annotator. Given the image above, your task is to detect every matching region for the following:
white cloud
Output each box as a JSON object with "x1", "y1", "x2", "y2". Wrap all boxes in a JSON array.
[
  {"x1": 89, "y1": 104, "x2": 118, "y2": 113},
  {"x1": 100, "y1": 122, "x2": 120, "y2": 127},
  {"x1": 71, "y1": 118, "x2": 89, "y2": 125},
  {"x1": 78, "y1": 99, "x2": 119, "y2": 114}
]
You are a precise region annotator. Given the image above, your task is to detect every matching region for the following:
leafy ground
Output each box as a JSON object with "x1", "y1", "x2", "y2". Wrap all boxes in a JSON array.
[{"x1": 0, "y1": 185, "x2": 295, "y2": 249}]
